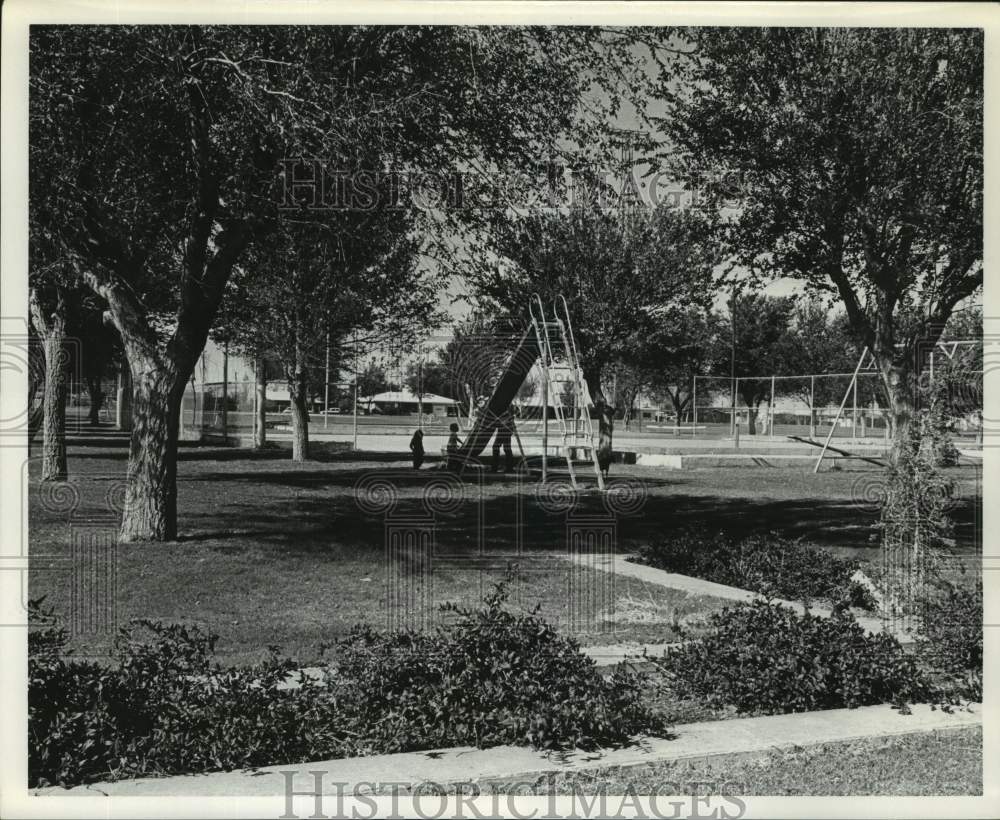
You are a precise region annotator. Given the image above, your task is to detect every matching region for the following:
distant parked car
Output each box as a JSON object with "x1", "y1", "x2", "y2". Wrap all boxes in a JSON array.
[{"x1": 320, "y1": 408, "x2": 342, "y2": 415}]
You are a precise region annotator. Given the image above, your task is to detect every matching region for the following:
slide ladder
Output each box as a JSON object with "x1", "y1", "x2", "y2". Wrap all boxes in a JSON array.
[
  {"x1": 555, "y1": 295, "x2": 606, "y2": 491},
  {"x1": 529, "y1": 295, "x2": 606, "y2": 491}
]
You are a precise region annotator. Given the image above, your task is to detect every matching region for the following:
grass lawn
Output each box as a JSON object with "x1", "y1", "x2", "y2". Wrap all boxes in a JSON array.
[
  {"x1": 28, "y1": 435, "x2": 981, "y2": 665},
  {"x1": 481, "y1": 726, "x2": 982, "y2": 796}
]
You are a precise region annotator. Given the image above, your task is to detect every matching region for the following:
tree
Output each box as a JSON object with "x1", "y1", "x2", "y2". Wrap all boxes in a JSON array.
[
  {"x1": 607, "y1": 361, "x2": 645, "y2": 429},
  {"x1": 354, "y1": 363, "x2": 395, "y2": 414},
  {"x1": 632, "y1": 306, "x2": 727, "y2": 423},
  {"x1": 718, "y1": 292, "x2": 796, "y2": 435},
  {"x1": 436, "y1": 313, "x2": 522, "y2": 416},
  {"x1": 223, "y1": 209, "x2": 436, "y2": 460},
  {"x1": 69, "y1": 297, "x2": 123, "y2": 427},
  {"x1": 27, "y1": 322, "x2": 45, "y2": 442},
  {"x1": 774, "y1": 298, "x2": 869, "y2": 432},
  {"x1": 28, "y1": 248, "x2": 124, "y2": 480},
  {"x1": 31, "y1": 26, "x2": 645, "y2": 539},
  {"x1": 658, "y1": 28, "x2": 983, "y2": 453},
  {"x1": 471, "y1": 203, "x2": 717, "y2": 464},
  {"x1": 404, "y1": 360, "x2": 455, "y2": 404},
  {"x1": 515, "y1": 375, "x2": 539, "y2": 415},
  {"x1": 931, "y1": 305, "x2": 982, "y2": 423},
  {"x1": 28, "y1": 280, "x2": 69, "y2": 481}
]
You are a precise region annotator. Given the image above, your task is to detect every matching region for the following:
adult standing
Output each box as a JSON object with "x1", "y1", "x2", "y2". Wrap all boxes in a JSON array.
[{"x1": 491, "y1": 410, "x2": 515, "y2": 473}]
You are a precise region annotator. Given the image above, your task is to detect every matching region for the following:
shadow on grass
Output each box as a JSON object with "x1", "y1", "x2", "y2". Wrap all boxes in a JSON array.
[
  {"x1": 40, "y1": 439, "x2": 980, "y2": 559},
  {"x1": 178, "y1": 460, "x2": 979, "y2": 556}
]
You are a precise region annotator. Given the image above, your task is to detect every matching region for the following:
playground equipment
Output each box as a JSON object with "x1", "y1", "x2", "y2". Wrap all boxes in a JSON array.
[
  {"x1": 456, "y1": 294, "x2": 606, "y2": 490},
  {"x1": 811, "y1": 347, "x2": 879, "y2": 472},
  {"x1": 809, "y1": 338, "x2": 984, "y2": 471}
]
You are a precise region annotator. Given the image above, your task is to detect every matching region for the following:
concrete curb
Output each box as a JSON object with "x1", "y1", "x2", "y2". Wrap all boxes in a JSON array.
[{"x1": 36, "y1": 702, "x2": 980, "y2": 796}]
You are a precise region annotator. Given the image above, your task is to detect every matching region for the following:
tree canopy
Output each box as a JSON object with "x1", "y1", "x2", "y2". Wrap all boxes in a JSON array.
[
  {"x1": 30, "y1": 24, "x2": 669, "y2": 538},
  {"x1": 468, "y1": 202, "x2": 719, "y2": 457},
  {"x1": 656, "y1": 27, "x2": 983, "y2": 443}
]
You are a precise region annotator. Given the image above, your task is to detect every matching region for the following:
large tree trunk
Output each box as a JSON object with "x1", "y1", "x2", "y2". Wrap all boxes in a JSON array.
[
  {"x1": 289, "y1": 385, "x2": 309, "y2": 461},
  {"x1": 29, "y1": 288, "x2": 68, "y2": 481},
  {"x1": 584, "y1": 368, "x2": 613, "y2": 473},
  {"x1": 254, "y1": 355, "x2": 267, "y2": 449},
  {"x1": 668, "y1": 390, "x2": 689, "y2": 424},
  {"x1": 878, "y1": 359, "x2": 917, "y2": 463},
  {"x1": 41, "y1": 328, "x2": 68, "y2": 480},
  {"x1": 120, "y1": 362, "x2": 185, "y2": 542},
  {"x1": 28, "y1": 333, "x2": 45, "y2": 443},
  {"x1": 287, "y1": 346, "x2": 310, "y2": 461},
  {"x1": 746, "y1": 405, "x2": 758, "y2": 435},
  {"x1": 75, "y1": 129, "x2": 254, "y2": 541}
]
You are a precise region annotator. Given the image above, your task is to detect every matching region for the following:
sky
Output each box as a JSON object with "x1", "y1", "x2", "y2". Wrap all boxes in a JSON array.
[{"x1": 426, "y1": 58, "x2": 807, "y2": 339}]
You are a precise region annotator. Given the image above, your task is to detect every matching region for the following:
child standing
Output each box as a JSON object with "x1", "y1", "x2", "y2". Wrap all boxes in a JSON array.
[
  {"x1": 446, "y1": 422, "x2": 462, "y2": 471},
  {"x1": 409, "y1": 428, "x2": 425, "y2": 470}
]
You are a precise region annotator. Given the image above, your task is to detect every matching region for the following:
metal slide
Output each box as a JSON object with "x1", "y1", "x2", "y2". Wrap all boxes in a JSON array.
[
  {"x1": 454, "y1": 326, "x2": 541, "y2": 460},
  {"x1": 454, "y1": 296, "x2": 605, "y2": 491}
]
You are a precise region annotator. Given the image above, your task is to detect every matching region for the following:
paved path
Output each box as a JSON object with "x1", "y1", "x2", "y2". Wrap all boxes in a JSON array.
[
  {"x1": 273, "y1": 642, "x2": 681, "y2": 692},
  {"x1": 568, "y1": 554, "x2": 895, "y2": 639},
  {"x1": 582, "y1": 642, "x2": 682, "y2": 664},
  {"x1": 37, "y1": 702, "x2": 980, "y2": 796}
]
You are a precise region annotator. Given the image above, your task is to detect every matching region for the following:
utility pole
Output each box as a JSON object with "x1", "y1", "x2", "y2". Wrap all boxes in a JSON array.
[
  {"x1": 691, "y1": 376, "x2": 697, "y2": 439},
  {"x1": 221, "y1": 340, "x2": 229, "y2": 444},
  {"x1": 810, "y1": 375, "x2": 816, "y2": 439},
  {"x1": 417, "y1": 356, "x2": 424, "y2": 432},
  {"x1": 324, "y1": 330, "x2": 330, "y2": 430},
  {"x1": 852, "y1": 376, "x2": 858, "y2": 442},
  {"x1": 769, "y1": 375, "x2": 776, "y2": 438},
  {"x1": 730, "y1": 284, "x2": 737, "y2": 437},
  {"x1": 254, "y1": 356, "x2": 266, "y2": 449},
  {"x1": 734, "y1": 377, "x2": 740, "y2": 447},
  {"x1": 352, "y1": 331, "x2": 359, "y2": 449},
  {"x1": 541, "y1": 348, "x2": 549, "y2": 483}
]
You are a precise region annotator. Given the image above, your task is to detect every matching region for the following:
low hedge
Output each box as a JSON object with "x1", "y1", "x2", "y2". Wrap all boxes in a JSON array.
[
  {"x1": 657, "y1": 599, "x2": 929, "y2": 715},
  {"x1": 29, "y1": 605, "x2": 353, "y2": 788},
  {"x1": 633, "y1": 528, "x2": 878, "y2": 611},
  {"x1": 29, "y1": 579, "x2": 665, "y2": 789}
]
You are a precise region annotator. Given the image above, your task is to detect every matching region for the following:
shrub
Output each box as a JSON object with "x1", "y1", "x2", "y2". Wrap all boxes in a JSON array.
[
  {"x1": 657, "y1": 599, "x2": 929, "y2": 715},
  {"x1": 916, "y1": 578, "x2": 983, "y2": 700},
  {"x1": 335, "y1": 578, "x2": 664, "y2": 753},
  {"x1": 29, "y1": 599, "x2": 354, "y2": 788},
  {"x1": 633, "y1": 528, "x2": 877, "y2": 611},
  {"x1": 30, "y1": 578, "x2": 664, "y2": 788},
  {"x1": 922, "y1": 382, "x2": 962, "y2": 468}
]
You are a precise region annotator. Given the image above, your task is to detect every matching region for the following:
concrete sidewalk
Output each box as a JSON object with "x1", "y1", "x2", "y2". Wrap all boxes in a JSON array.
[
  {"x1": 36, "y1": 702, "x2": 980, "y2": 796},
  {"x1": 569, "y1": 554, "x2": 894, "y2": 640}
]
